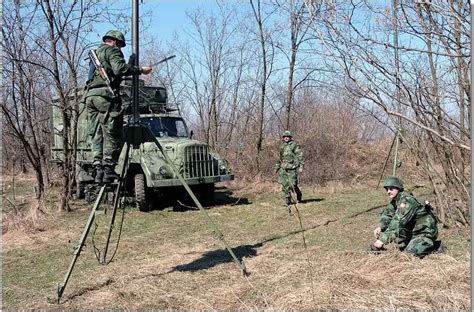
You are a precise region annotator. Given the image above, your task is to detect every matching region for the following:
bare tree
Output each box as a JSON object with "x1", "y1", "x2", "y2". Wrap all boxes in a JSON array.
[
  {"x1": 305, "y1": 0, "x2": 470, "y2": 225},
  {"x1": 2, "y1": 2, "x2": 51, "y2": 216},
  {"x1": 2, "y1": 0, "x2": 125, "y2": 212},
  {"x1": 174, "y1": 6, "x2": 239, "y2": 150},
  {"x1": 274, "y1": 0, "x2": 316, "y2": 129},
  {"x1": 250, "y1": 0, "x2": 277, "y2": 170}
]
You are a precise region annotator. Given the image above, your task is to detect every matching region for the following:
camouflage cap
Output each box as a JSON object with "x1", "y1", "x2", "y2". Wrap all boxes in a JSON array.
[
  {"x1": 383, "y1": 176, "x2": 404, "y2": 190},
  {"x1": 103, "y1": 30, "x2": 126, "y2": 47},
  {"x1": 282, "y1": 130, "x2": 292, "y2": 137}
]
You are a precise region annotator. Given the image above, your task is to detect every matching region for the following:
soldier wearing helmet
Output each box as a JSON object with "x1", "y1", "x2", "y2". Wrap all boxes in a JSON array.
[
  {"x1": 84, "y1": 30, "x2": 152, "y2": 183},
  {"x1": 275, "y1": 130, "x2": 304, "y2": 210},
  {"x1": 372, "y1": 176, "x2": 439, "y2": 257},
  {"x1": 102, "y1": 30, "x2": 127, "y2": 48}
]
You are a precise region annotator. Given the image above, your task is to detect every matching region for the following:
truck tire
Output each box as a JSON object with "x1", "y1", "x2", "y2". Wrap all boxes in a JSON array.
[
  {"x1": 75, "y1": 182, "x2": 85, "y2": 199},
  {"x1": 134, "y1": 174, "x2": 148, "y2": 211},
  {"x1": 84, "y1": 186, "x2": 96, "y2": 203},
  {"x1": 199, "y1": 183, "x2": 215, "y2": 206}
]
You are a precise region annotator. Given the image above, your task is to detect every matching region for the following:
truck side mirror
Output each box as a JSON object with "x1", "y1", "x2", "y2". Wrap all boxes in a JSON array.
[{"x1": 189, "y1": 130, "x2": 194, "y2": 139}]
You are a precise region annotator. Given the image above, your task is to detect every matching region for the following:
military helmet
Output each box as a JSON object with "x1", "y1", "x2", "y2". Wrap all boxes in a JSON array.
[
  {"x1": 103, "y1": 30, "x2": 126, "y2": 47},
  {"x1": 282, "y1": 130, "x2": 292, "y2": 137},
  {"x1": 383, "y1": 176, "x2": 404, "y2": 190}
]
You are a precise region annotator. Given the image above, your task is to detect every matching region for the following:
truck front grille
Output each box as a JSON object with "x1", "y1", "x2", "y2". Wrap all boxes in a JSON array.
[{"x1": 183, "y1": 145, "x2": 217, "y2": 178}]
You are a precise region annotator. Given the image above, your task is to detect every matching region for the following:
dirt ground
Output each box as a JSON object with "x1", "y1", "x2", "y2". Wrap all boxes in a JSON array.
[{"x1": 1, "y1": 177, "x2": 470, "y2": 310}]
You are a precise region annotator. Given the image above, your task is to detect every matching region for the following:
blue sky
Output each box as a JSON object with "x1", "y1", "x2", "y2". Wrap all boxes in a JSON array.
[
  {"x1": 144, "y1": 0, "x2": 217, "y2": 41},
  {"x1": 90, "y1": 0, "x2": 219, "y2": 52}
]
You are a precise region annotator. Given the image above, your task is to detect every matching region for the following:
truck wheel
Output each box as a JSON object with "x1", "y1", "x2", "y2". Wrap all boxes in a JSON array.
[
  {"x1": 134, "y1": 174, "x2": 148, "y2": 211},
  {"x1": 84, "y1": 186, "x2": 96, "y2": 203},
  {"x1": 75, "y1": 182, "x2": 85, "y2": 199},
  {"x1": 199, "y1": 183, "x2": 215, "y2": 206}
]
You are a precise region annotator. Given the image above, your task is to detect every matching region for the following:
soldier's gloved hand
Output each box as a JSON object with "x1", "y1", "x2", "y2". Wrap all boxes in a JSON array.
[
  {"x1": 373, "y1": 227, "x2": 382, "y2": 238},
  {"x1": 373, "y1": 239, "x2": 384, "y2": 249}
]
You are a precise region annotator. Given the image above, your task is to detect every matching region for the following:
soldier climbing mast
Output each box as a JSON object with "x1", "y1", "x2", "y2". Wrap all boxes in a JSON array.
[
  {"x1": 55, "y1": 0, "x2": 245, "y2": 303},
  {"x1": 84, "y1": 29, "x2": 152, "y2": 184}
]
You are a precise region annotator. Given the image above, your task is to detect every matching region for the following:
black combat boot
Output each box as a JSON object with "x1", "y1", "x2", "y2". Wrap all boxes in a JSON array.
[
  {"x1": 295, "y1": 187, "x2": 303, "y2": 203},
  {"x1": 94, "y1": 166, "x2": 104, "y2": 183},
  {"x1": 102, "y1": 166, "x2": 118, "y2": 183}
]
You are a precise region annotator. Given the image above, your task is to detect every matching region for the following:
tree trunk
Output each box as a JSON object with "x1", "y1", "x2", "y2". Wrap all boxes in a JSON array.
[
  {"x1": 250, "y1": 0, "x2": 268, "y2": 171},
  {"x1": 285, "y1": 38, "x2": 296, "y2": 130},
  {"x1": 42, "y1": 0, "x2": 71, "y2": 211}
]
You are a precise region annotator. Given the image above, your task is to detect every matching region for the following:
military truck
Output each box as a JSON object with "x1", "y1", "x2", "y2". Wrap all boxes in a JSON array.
[{"x1": 51, "y1": 80, "x2": 234, "y2": 210}]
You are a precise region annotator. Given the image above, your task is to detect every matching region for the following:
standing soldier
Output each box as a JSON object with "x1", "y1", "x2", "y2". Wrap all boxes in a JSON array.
[
  {"x1": 275, "y1": 131, "x2": 304, "y2": 209},
  {"x1": 372, "y1": 176, "x2": 439, "y2": 257},
  {"x1": 84, "y1": 30, "x2": 152, "y2": 183}
]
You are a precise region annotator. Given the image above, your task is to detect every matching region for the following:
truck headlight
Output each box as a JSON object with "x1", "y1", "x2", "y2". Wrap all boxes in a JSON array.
[
  {"x1": 219, "y1": 164, "x2": 227, "y2": 174},
  {"x1": 159, "y1": 166, "x2": 170, "y2": 177}
]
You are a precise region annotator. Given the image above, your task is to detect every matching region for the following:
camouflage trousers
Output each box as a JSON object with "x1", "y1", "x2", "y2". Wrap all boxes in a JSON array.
[
  {"x1": 278, "y1": 169, "x2": 302, "y2": 201},
  {"x1": 403, "y1": 236, "x2": 436, "y2": 257},
  {"x1": 86, "y1": 95, "x2": 123, "y2": 167}
]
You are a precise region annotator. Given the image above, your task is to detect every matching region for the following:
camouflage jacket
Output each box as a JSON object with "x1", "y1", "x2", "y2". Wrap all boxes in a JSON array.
[
  {"x1": 275, "y1": 140, "x2": 304, "y2": 171},
  {"x1": 379, "y1": 191, "x2": 438, "y2": 247},
  {"x1": 378, "y1": 201, "x2": 397, "y2": 231},
  {"x1": 85, "y1": 43, "x2": 142, "y2": 97}
]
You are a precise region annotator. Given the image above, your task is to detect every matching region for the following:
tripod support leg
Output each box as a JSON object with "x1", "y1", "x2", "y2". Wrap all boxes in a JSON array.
[
  {"x1": 392, "y1": 130, "x2": 400, "y2": 176},
  {"x1": 141, "y1": 126, "x2": 248, "y2": 276},
  {"x1": 376, "y1": 132, "x2": 398, "y2": 189},
  {"x1": 56, "y1": 184, "x2": 107, "y2": 303},
  {"x1": 101, "y1": 143, "x2": 131, "y2": 264}
]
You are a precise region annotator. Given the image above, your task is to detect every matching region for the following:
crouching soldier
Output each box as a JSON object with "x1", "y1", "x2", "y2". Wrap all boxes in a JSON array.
[
  {"x1": 275, "y1": 131, "x2": 304, "y2": 208},
  {"x1": 372, "y1": 176, "x2": 439, "y2": 257}
]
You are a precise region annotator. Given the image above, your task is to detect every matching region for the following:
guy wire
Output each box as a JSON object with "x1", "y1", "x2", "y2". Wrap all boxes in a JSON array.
[
  {"x1": 103, "y1": 183, "x2": 127, "y2": 265},
  {"x1": 285, "y1": 170, "x2": 316, "y2": 306},
  {"x1": 376, "y1": 131, "x2": 398, "y2": 189},
  {"x1": 103, "y1": 151, "x2": 132, "y2": 265}
]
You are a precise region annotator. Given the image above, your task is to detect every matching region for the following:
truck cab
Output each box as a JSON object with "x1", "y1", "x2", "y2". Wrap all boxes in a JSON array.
[{"x1": 51, "y1": 80, "x2": 234, "y2": 210}]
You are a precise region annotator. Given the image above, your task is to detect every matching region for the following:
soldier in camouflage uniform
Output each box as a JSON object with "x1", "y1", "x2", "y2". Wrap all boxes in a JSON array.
[
  {"x1": 275, "y1": 131, "x2": 304, "y2": 207},
  {"x1": 84, "y1": 30, "x2": 152, "y2": 183},
  {"x1": 372, "y1": 176, "x2": 439, "y2": 257}
]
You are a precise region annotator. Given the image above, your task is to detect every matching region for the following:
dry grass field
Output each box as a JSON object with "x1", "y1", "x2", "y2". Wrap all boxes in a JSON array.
[{"x1": 1, "y1": 175, "x2": 470, "y2": 310}]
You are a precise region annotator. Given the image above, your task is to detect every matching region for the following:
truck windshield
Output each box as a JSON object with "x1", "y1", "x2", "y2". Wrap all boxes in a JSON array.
[{"x1": 141, "y1": 117, "x2": 188, "y2": 138}]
